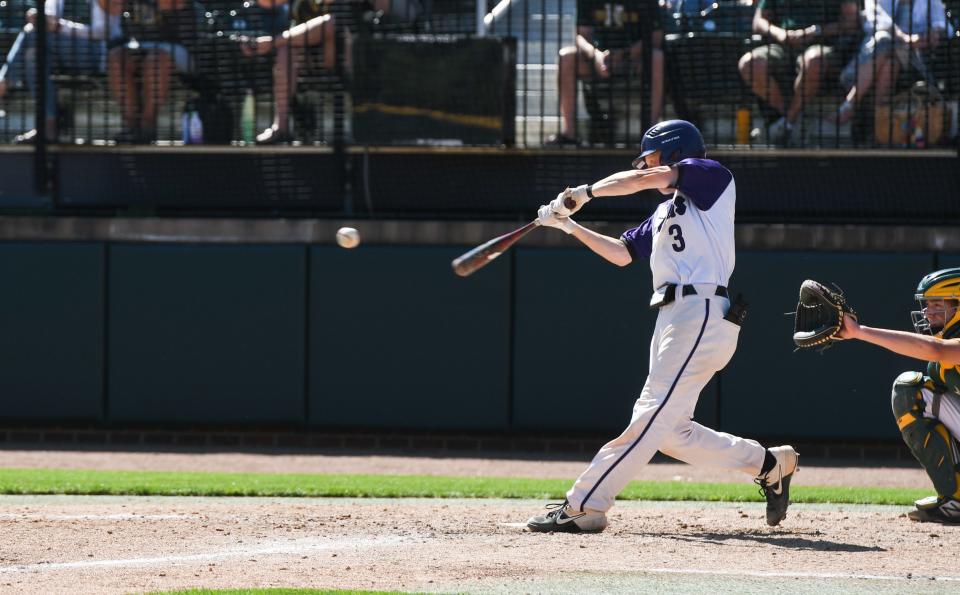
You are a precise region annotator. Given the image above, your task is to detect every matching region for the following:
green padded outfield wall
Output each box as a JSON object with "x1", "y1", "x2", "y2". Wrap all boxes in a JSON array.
[
  {"x1": 721, "y1": 252, "x2": 935, "y2": 440},
  {"x1": 0, "y1": 241, "x2": 951, "y2": 441},
  {"x1": 308, "y1": 245, "x2": 511, "y2": 430},
  {"x1": 512, "y1": 248, "x2": 720, "y2": 432},
  {"x1": 0, "y1": 243, "x2": 104, "y2": 421},
  {"x1": 107, "y1": 244, "x2": 307, "y2": 424},
  {"x1": 938, "y1": 254, "x2": 960, "y2": 269}
]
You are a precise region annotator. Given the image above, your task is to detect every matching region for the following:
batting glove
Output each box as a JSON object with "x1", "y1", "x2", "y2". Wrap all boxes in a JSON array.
[
  {"x1": 538, "y1": 204, "x2": 577, "y2": 234},
  {"x1": 550, "y1": 184, "x2": 591, "y2": 217}
]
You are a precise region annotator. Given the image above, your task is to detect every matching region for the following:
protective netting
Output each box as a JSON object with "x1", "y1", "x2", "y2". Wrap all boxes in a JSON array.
[{"x1": 0, "y1": 0, "x2": 955, "y2": 149}]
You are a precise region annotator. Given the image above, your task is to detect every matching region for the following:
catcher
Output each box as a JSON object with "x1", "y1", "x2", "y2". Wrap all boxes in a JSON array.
[{"x1": 794, "y1": 268, "x2": 960, "y2": 523}]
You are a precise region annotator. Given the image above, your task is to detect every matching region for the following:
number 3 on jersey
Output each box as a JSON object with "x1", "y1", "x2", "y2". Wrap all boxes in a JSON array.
[
  {"x1": 663, "y1": 196, "x2": 686, "y2": 252},
  {"x1": 668, "y1": 224, "x2": 685, "y2": 252}
]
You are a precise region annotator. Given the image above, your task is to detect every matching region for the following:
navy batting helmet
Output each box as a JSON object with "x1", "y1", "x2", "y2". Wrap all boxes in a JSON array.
[{"x1": 631, "y1": 120, "x2": 706, "y2": 169}]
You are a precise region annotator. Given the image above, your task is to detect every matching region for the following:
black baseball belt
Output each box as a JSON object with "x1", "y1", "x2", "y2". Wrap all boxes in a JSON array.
[{"x1": 649, "y1": 284, "x2": 728, "y2": 309}]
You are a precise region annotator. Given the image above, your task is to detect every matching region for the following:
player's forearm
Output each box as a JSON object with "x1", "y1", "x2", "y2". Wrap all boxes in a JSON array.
[
  {"x1": 850, "y1": 325, "x2": 960, "y2": 363},
  {"x1": 590, "y1": 167, "x2": 676, "y2": 197},
  {"x1": 568, "y1": 223, "x2": 632, "y2": 267}
]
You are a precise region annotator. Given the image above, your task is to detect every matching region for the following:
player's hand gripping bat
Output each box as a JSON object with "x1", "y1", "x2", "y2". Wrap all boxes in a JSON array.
[{"x1": 451, "y1": 197, "x2": 577, "y2": 277}]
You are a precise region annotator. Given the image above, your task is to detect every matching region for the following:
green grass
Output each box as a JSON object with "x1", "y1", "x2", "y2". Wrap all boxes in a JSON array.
[
  {"x1": 151, "y1": 590, "x2": 414, "y2": 595},
  {"x1": 0, "y1": 468, "x2": 930, "y2": 505}
]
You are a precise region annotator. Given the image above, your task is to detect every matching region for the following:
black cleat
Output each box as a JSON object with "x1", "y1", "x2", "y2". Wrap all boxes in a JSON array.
[
  {"x1": 755, "y1": 445, "x2": 799, "y2": 527},
  {"x1": 908, "y1": 497, "x2": 960, "y2": 524}
]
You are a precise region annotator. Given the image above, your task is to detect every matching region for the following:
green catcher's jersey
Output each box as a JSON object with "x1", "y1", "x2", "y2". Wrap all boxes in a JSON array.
[{"x1": 927, "y1": 324, "x2": 960, "y2": 395}]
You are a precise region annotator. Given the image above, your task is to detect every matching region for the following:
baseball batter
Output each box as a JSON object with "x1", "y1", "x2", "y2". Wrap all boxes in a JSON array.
[
  {"x1": 837, "y1": 268, "x2": 960, "y2": 523},
  {"x1": 526, "y1": 120, "x2": 798, "y2": 533}
]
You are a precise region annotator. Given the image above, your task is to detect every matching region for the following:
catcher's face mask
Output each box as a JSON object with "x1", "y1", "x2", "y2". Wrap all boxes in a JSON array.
[{"x1": 912, "y1": 298, "x2": 960, "y2": 335}]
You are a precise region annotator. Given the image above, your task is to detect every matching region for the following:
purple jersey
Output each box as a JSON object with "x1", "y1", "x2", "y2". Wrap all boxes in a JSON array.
[{"x1": 620, "y1": 158, "x2": 735, "y2": 289}]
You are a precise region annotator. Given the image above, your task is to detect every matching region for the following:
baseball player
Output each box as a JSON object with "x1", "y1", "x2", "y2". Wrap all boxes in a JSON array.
[
  {"x1": 837, "y1": 268, "x2": 960, "y2": 523},
  {"x1": 526, "y1": 119, "x2": 798, "y2": 533}
]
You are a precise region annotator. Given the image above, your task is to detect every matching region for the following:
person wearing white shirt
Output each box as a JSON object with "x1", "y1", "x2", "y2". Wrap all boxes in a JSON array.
[
  {"x1": 526, "y1": 120, "x2": 799, "y2": 534},
  {"x1": 833, "y1": 0, "x2": 950, "y2": 125},
  {"x1": 0, "y1": 0, "x2": 122, "y2": 143}
]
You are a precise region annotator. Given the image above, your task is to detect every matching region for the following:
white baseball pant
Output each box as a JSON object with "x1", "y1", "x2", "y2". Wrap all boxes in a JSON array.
[
  {"x1": 566, "y1": 289, "x2": 767, "y2": 513},
  {"x1": 920, "y1": 388, "x2": 960, "y2": 440}
]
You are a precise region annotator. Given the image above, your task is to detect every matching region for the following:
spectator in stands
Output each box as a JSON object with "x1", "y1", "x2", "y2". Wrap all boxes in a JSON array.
[
  {"x1": 240, "y1": 0, "x2": 422, "y2": 144},
  {"x1": 545, "y1": 0, "x2": 664, "y2": 146},
  {"x1": 104, "y1": 0, "x2": 196, "y2": 143},
  {"x1": 833, "y1": 0, "x2": 950, "y2": 125},
  {"x1": 738, "y1": 0, "x2": 860, "y2": 144},
  {"x1": 0, "y1": 0, "x2": 121, "y2": 143}
]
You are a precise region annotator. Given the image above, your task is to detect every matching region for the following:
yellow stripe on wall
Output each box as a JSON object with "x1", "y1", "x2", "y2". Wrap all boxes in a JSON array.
[{"x1": 354, "y1": 103, "x2": 502, "y2": 131}]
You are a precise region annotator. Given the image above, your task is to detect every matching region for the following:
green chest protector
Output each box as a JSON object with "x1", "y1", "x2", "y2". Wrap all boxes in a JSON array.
[
  {"x1": 926, "y1": 360, "x2": 960, "y2": 397},
  {"x1": 926, "y1": 323, "x2": 960, "y2": 396},
  {"x1": 891, "y1": 369, "x2": 960, "y2": 501}
]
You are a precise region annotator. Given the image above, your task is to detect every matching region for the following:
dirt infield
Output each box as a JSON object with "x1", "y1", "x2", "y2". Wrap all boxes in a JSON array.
[
  {"x1": 2, "y1": 449, "x2": 958, "y2": 594},
  {"x1": 3, "y1": 496, "x2": 959, "y2": 594}
]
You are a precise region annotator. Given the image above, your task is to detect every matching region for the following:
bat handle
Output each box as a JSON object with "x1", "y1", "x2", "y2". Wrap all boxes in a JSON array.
[{"x1": 563, "y1": 197, "x2": 578, "y2": 210}]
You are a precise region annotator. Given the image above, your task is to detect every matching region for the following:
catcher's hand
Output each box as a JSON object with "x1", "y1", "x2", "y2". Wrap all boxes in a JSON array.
[{"x1": 792, "y1": 279, "x2": 858, "y2": 349}]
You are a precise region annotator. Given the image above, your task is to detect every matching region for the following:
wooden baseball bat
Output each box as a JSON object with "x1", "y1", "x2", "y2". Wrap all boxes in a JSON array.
[
  {"x1": 451, "y1": 220, "x2": 540, "y2": 277},
  {"x1": 451, "y1": 197, "x2": 577, "y2": 277}
]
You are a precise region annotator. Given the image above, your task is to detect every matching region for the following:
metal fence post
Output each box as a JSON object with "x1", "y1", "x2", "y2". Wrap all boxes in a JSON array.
[
  {"x1": 34, "y1": 6, "x2": 49, "y2": 195},
  {"x1": 476, "y1": 0, "x2": 487, "y2": 36},
  {"x1": 641, "y1": 7, "x2": 652, "y2": 135}
]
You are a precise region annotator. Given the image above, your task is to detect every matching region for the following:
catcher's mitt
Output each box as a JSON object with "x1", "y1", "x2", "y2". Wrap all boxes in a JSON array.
[{"x1": 792, "y1": 280, "x2": 857, "y2": 349}]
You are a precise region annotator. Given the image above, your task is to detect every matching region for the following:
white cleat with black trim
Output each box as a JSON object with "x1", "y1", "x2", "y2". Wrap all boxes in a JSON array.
[
  {"x1": 756, "y1": 445, "x2": 799, "y2": 527},
  {"x1": 526, "y1": 501, "x2": 608, "y2": 533},
  {"x1": 908, "y1": 496, "x2": 960, "y2": 524}
]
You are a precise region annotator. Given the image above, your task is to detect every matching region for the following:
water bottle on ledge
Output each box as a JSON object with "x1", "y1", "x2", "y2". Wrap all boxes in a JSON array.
[
  {"x1": 189, "y1": 109, "x2": 204, "y2": 145},
  {"x1": 181, "y1": 99, "x2": 194, "y2": 144},
  {"x1": 241, "y1": 89, "x2": 256, "y2": 144}
]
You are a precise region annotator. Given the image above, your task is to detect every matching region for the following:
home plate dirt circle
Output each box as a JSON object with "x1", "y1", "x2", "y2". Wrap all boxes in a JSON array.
[{"x1": 2, "y1": 495, "x2": 959, "y2": 594}]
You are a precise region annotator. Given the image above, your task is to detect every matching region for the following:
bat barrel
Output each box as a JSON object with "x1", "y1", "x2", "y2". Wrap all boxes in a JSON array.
[
  {"x1": 450, "y1": 220, "x2": 538, "y2": 277},
  {"x1": 451, "y1": 255, "x2": 478, "y2": 277}
]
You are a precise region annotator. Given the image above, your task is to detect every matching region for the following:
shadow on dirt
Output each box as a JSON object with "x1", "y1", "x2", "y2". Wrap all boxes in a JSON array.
[{"x1": 625, "y1": 529, "x2": 886, "y2": 552}]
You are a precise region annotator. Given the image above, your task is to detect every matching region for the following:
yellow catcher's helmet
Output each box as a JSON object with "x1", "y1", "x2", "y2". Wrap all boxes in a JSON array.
[{"x1": 912, "y1": 268, "x2": 960, "y2": 335}]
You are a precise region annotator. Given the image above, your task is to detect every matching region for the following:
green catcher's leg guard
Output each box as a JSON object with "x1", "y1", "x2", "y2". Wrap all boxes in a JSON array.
[{"x1": 891, "y1": 371, "x2": 960, "y2": 501}]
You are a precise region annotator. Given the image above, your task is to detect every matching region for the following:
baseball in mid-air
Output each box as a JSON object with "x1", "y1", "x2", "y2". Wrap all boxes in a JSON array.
[{"x1": 336, "y1": 227, "x2": 361, "y2": 249}]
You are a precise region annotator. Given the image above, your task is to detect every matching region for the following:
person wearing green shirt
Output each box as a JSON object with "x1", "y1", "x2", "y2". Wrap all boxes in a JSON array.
[
  {"x1": 737, "y1": 0, "x2": 860, "y2": 144},
  {"x1": 838, "y1": 268, "x2": 960, "y2": 524}
]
